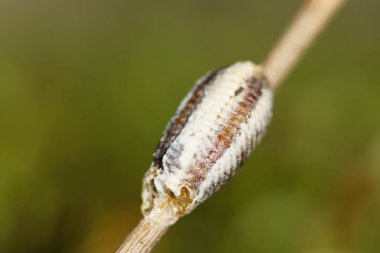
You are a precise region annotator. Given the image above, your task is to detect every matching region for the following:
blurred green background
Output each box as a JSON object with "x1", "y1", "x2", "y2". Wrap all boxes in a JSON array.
[{"x1": 1, "y1": 0, "x2": 379, "y2": 252}]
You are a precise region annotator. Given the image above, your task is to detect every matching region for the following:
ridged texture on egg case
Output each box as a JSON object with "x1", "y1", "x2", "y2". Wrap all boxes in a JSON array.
[{"x1": 142, "y1": 61, "x2": 273, "y2": 217}]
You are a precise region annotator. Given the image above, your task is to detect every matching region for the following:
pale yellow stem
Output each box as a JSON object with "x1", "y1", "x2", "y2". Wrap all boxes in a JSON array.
[
  {"x1": 263, "y1": 0, "x2": 345, "y2": 88},
  {"x1": 115, "y1": 207, "x2": 177, "y2": 253}
]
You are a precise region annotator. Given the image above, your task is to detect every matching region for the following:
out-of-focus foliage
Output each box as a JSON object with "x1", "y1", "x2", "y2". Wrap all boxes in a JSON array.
[{"x1": 0, "y1": 0, "x2": 379, "y2": 252}]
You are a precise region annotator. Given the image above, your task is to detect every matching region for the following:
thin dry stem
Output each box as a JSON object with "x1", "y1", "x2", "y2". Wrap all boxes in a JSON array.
[
  {"x1": 116, "y1": 0, "x2": 345, "y2": 252},
  {"x1": 263, "y1": 0, "x2": 345, "y2": 88},
  {"x1": 115, "y1": 207, "x2": 176, "y2": 253}
]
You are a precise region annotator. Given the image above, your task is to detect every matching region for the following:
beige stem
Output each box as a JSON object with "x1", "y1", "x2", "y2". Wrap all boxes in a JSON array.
[
  {"x1": 263, "y1": 0, "x2": 345, "y2": 89},
  {"x1": 115, "y1": 207, "x2": 176, "y2": 253}
]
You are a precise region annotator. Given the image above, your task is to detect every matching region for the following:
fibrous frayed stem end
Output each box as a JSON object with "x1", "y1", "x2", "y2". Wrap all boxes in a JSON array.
[
  {"x1": 141, "y1": 166, "x2": 195, "y2": 219},
  {"x1": 116, "y1": 189, "x2": 192, "y2": 252}
]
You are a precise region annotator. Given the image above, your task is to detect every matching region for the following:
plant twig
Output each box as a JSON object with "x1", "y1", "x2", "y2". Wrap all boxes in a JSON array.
[
  {"x1": 115, "y1": 215, "x2": 168, "y2": 253},
  {"x1": 116, "y1": 0, "x2": 345, "y2": 252},
  {"x1": 264, "y1": 0, "x2": 345, "y2": 89},
  {"x1": 116, "y1": 206, "x2": 177, "y2": 253}
]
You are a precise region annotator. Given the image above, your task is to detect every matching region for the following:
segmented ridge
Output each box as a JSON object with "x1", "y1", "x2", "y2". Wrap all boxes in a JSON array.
[
  {"x1": 186, "y1": 77, "x2": 264, "y2": 190},
  {"x1": 154, "y1": 70, "x2": 219, "y2": 167}
]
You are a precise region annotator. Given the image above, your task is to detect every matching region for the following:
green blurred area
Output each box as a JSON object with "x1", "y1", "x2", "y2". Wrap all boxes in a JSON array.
[{"x1": 0, "y1": 0, "x2": 379, "y2": 252}]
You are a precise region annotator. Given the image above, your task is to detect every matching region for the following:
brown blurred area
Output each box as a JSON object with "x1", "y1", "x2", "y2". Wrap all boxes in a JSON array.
[{"x1": 0, "y1": 0, "x2": 379, "y2": 252}]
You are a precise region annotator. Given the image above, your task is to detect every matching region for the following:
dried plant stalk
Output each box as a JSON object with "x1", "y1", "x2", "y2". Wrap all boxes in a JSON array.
[
  {"x1": 264, "y1": 0, "x2": 345, "y2": 88},
  {"x1": 116, "y1": 219, "x2": 168, "y2": 253},
  {"x1": 116, "y1": 0, "x2": 345, "y2": 252},
  {"x1": 116, "y1": 207, "x2": 175, "y2": 253}
]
